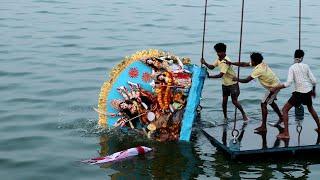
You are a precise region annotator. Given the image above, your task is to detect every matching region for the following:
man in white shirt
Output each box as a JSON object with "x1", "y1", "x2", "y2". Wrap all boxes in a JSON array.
[{"x1": 271, "y1": 49, "x2": 320, "y2": 139}]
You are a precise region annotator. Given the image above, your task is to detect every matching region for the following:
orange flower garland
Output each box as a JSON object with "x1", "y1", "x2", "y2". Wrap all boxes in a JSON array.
[
  {"x1": 163, "y1": 71, "x2": 173, "y2": 110},
  {"x1": 155, "y1": 71, "x2": 173, "y2": 111}
]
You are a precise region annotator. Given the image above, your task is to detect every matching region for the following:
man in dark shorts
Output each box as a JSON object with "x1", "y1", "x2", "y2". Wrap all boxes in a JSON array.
[
  {"x1": 271, "y1": 49, "x2": 320, "y2": 139},
  {"x1": 229, "y1": 52, "x2": 283, "y2": 133},
  {"x1": 201, "y1": 43, "x2": 248, "y2": 121}
]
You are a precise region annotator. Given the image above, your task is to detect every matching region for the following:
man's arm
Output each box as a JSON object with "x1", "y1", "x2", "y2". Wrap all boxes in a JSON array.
[
  {"x1": 306, "y1": 65, "x2": 317, "y2": 97},
  {"x1": 231, "y1": 61, "x2": 251, "y2": 67},
  {"x1": 208, "y1": 62, "x2": 229, "y2": 78},
  {"x1": 270, "y1": 68, "x2": 293, "y2": 92},
  {"x1": 307, "y1": 65, "x2": 317, "y2": 86},
  {"x1": 283, "y1": 67, "x2": 294, "y2": 88},
  {"x1": 225, "y1": 60, "x2": 250, "y2": 67},
  {"x1": 270, "y1": 84, "x2": 286, "y2": 92},
  {"x1": 208, "y1": 72, "x2": 224, "y2": 78},
  {"x1": 311, "y1": 86, "x2": 316, "y2": 98},
  {"x1": 201, "y1": 58, "x2": 215, "y2": 69},
  {"x1": 233, "y1": 76, "x2": 254, "y2": 83}
]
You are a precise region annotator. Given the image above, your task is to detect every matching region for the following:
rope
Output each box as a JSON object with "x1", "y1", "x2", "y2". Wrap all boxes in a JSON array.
[
  {"x1": 232, "y1": 0, "x2": 245, "y2": 141},
  {"x1": 299, "y1": 0, "x2": 301, "y2": 49},
  {"x1": 295, "y1": 0, "x2": 304, "y2": 112},
  {"x1": 200, "y1": 0, "x2": 208, "y2": 64}
]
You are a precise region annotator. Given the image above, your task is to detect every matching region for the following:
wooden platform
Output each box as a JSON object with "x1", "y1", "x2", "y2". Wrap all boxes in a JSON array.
[{"x1": 202, "y1": 117, "x2": 320, "y2": 161}]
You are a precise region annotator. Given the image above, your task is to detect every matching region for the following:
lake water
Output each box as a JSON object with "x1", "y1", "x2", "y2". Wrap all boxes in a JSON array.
[{"x1": 1, "y1": 0, "x2": 320, "y2": 179}]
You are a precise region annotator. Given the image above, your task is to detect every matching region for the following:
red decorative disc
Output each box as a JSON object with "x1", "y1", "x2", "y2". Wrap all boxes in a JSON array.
[
  {"x1": 129, "y1": 67, "x2": 139, "y2": 78},
  {"x1": 142, "y1": 72, "x2": 152, "y2": 82}
]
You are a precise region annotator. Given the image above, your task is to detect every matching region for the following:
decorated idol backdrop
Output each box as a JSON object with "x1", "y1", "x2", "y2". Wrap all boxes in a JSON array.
[
  {"x1": 97, "y1": 49, "x2": 203, "y2": 142},
  {"x1": 106, "y1": 61, "x2": 153, "y2": 126}
]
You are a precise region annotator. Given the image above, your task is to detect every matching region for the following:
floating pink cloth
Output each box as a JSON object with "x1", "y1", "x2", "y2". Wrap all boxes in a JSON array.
[{"x1": 82, "y1": 146, "x2": 152, "y2": 164}]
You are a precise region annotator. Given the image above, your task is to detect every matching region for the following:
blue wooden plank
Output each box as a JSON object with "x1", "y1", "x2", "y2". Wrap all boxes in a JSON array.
[{"x1": 179, "y1": 65, "x2": 206, "y2": 141}]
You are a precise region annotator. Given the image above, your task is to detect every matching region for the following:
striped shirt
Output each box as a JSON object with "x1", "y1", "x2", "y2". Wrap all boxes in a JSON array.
[{"x1": 283, "y1": 63, "x2": 317, "y2": 93}]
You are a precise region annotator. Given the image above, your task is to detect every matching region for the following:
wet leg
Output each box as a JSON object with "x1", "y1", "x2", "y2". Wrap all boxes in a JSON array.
[
  {"x1": 307, "y1": 105, "x2": 320, "y2": 132},
  {"x1": 222, "y1": 96, "x2": 228, "y2": 120},
  {"x1": 231, "y1": 95, "x2": 248, "y2": 121},
  {"x1": 270, "y1": 101, "x2": 283, "y2": 125},
  {"x1": 255, "y1": 103, "x2": 268, "y2": 132},
  {"x1": 277, "y1": 102, "x2": 293, "y2": 139}
]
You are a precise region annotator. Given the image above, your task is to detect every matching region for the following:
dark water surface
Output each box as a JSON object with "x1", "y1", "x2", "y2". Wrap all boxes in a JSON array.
[{"x1": 1, "y1": 0, "x2": 320, "y2": 179}]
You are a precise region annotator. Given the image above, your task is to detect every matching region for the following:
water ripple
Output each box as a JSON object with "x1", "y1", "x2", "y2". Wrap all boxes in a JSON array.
[
  {"x1": 0, "y1": 70, "x2": 33, "y2": 77},
  {"x1": 0, "y1": 136, "x2": 50, "y2": 151},
  {"x1": 38, "y1": 86, "x2": 97, "y2": 96},
  {"x1": 4, "y1": 97, "x2": 52, "y2": 104},
  {"x1": 148, "y1": 41, "x2": 197, "y2": 47},
  {"x1": 88, "y1": 46, "x2": 114, "y2": 51},
  {"x1": 61, "y1": 43, "x2": 79, "y2": 48},
  {"x1": 54, "y1": 35, "x2": 84, "y2": 40},
  {"x1": 263, "y1": 39, "x2": 288, "y2": 43},
  {"x1": 63, "y1": 67, "x2": 107, "y2": 73},
  {"x1": 33, "y1": 0, "x2": 68, "y2": 4}
]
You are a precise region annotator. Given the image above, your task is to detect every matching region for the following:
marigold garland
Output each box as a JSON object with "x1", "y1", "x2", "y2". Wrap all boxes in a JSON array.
[
  {"x1": 155, "y1": 71, "x2": 173, "y2": 111},
  {"x1": 163, "y1": 72, "x2": 173, "y2": 110}
]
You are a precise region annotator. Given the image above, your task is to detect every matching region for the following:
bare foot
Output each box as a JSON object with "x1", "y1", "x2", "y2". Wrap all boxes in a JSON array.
[
  {"x1": 254, "y1": 126, "x2": 267, "y2": 132},
  {"x1": 277, "y1": 133, "x2": 290, "y2": 139}
]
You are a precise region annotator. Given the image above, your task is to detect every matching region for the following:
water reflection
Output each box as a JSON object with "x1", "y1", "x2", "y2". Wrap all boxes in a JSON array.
[
  {"x1": 216, "y1": 119, "x2": 320, "y2": 150},
  {"x1": 225, "y1": 123, "x2": 247, "y2": 151},
  {"x1": 272, "y1": 125, "x2": 289, "y2": 148},
  {"x1": 316, "y1": 132, "x2": 320, "y2": 145},
  {"x1": 209, "y1": 140, "x2": 312, "y2": 179},
  {"x1": 96, "y1": 133, "x2": 202, "y2": 179},
  {"x1": 220, "y1": 122, "x2": 290, "y2": 150},
  {"x1": 92, "y1": 123, "x2": 320, "y2": 179},
  {"x1": 296, "y1": 118, "x2": 303, "y2": 146},
  {"x1": 197, "y1": 119, "x2": 320, "y2": 178}
]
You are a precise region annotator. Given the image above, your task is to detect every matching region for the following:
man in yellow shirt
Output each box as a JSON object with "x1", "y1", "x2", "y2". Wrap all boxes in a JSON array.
[
  {"x1": 229, "y1": 52, "x2": 283, "y2": 133},
  {"x1": 201, "y1": 43, "x2": 248, "y2": 122}
]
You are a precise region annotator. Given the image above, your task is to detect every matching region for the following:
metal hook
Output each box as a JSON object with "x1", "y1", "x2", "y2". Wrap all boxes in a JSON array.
[
  {"x1": 296, "y1": 120, "x2": 303, "y2": 146},
  {"x1": 232, "y1": 129, "x2": 240, "y2": 144},
  {"x1": 296, "y1": 121, "x2": 302, "y2": 134}
]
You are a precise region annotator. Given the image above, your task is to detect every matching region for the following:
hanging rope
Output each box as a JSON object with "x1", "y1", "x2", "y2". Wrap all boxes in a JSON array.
[
  {"x1": 295, "y1": 0, "x2": 305, "y2": 113},
  {"x1": 232, "y1": 0, "x2": 245, "y2": 142},
  {"x1": 200, "y1": 0, "x2": 208, "y2": 64},
  {"x1": 299, "y1": 0, "x2": 301, "y2": 49},
  {"x1": 296, "y1": 1, "x2": 303, "y2": 145}
]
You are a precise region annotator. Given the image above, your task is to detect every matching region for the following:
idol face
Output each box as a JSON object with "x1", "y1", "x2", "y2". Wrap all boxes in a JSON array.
[
  {"x1": 146, "y1": 59, "x2": 154, "y2": 65},
  {"x1": 158, "y1": 75, "x2": 165, "y2": 80},
  {"x1": 119, "y1": 102, "x2": 128, "y2": 109}
]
